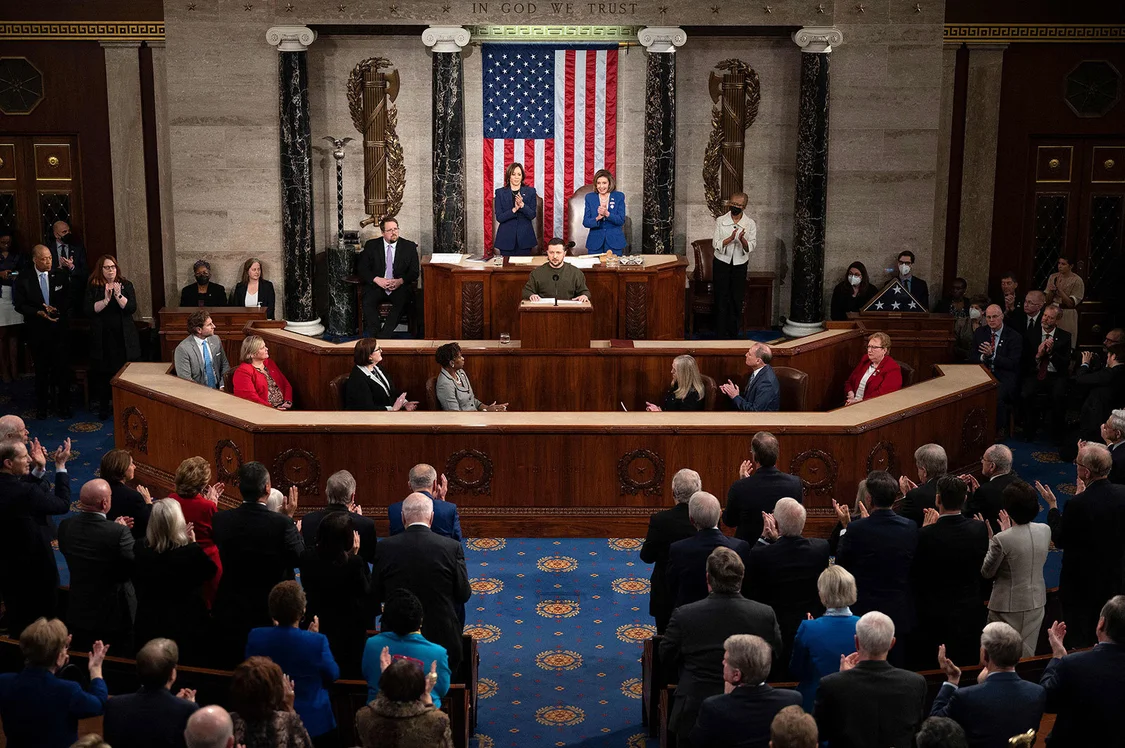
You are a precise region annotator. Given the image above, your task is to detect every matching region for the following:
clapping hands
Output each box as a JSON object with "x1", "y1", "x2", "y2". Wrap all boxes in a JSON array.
[
  {"x1": 937, "y1": 644, "x2": 961, "y2": 685},
  {"x1": 1048, "y1": 620, "x2": 1068, "y2": 659},
  {"x1": 1034, "y1": 480, "x2": 1058, "y2": 510},
  {"x1": 203, "y1": 482, "x2": 225, "y2": 505},
  {"x1": 51, "y1": 438, "x2": 71, "y2": 469},
  {"x1": 899, "y1": 475, "x2": 918, "y2": 495},
  {"x1": 719, "y1": 379, "x2": 741, "y2": 399}
]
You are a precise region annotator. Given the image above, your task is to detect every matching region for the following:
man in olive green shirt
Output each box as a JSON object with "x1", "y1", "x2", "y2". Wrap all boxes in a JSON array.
[{"x1": 521, "y1": 237, "x2": 591, "y2": 302}]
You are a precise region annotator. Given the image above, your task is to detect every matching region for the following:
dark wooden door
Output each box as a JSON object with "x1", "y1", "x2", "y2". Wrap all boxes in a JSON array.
[{"x1": 0, "y1": 134, "x2": 84, "y2": 252}]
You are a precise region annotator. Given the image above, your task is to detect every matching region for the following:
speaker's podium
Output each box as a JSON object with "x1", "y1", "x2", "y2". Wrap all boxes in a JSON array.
[{"x1": 519, "y1": 300, "x2": 593, "y2": 349}]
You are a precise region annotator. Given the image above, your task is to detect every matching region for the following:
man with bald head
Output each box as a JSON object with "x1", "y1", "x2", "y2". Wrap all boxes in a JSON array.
[
  {"x1": 185, "y1": 705, "x2": 235, "y2": 748},
  {"x1": 1039, "y1": 443, "x2": 1125, "y2": 647},
  {"x1": 372, "y1": 491, "x2": 471, "y2": 673},
  {"x1": 58, "y1": 478, "x2": 137, "y2": 652},
  {"x1": 13, "y1": 244, "x2": 72, "y2": 417},
  {"x1": 720, "y1": 343, "x2": 781, "y2": 412},
  {"x1": 959, "y1": 443, "x2": 1019, "y2": 533},
  {"x1": 974, "y1": 303, "x2": 1022, "y2": 436},
  {"x1": 667, "y1": 491, "x2": 752, "y2": 610}
]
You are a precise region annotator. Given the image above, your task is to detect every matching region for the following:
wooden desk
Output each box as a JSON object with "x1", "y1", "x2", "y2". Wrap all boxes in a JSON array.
[
  {"x1": 423, "y1": 255, "x2": 686, "y2": 341},
  {"x1": 112, "y1": 361, "x2": 996, "y2": 537},
  {"x1": 158, "y1": 307, "x2": 267, "y2": 364},
  {"x1": 519, "y1": 301, "x2": 593, "y2": 349}
]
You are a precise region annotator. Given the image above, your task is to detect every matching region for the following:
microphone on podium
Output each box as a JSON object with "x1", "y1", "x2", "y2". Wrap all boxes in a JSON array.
[{"x1": 552, "y1": 274, "x2": 560, "y2": 306}]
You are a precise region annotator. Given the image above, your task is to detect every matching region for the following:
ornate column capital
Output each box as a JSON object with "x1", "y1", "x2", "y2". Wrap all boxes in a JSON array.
[
  {"x1": 265, "y1": 26, "x2": 316, "y2": 52},
  {"x1": 792, "y1": 26, "x2": 843, "y2": 54},
  {"x1": 422, "y1": 25, "x2": 470, "y2": 53},
  {"x1": 638, "y1": 26, "x2": 686, "y2": 54}
]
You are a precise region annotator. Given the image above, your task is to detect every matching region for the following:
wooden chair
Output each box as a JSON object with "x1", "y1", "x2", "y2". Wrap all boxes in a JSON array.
[
  {"x1": 328, "y1": 373, "x2": 349, "y2": 409},
  {"x1": 222, "y1": 366, "x2": 235, "y2": 394},
  {"x1": 565, "y1": 183, "x2": 633, "y2": 254},
  {"x1": 774, "y1": 366, "x2": 809, "y2": 412},
  {"x1": 897, "y1": 359, "x2": 915, "y2": 387},
  {"x1": 425, "y1": 375, "x2": 439, "y2": 410},
  {"x1": 701, "y1": 374, "x2": 718, "y2": 411}
]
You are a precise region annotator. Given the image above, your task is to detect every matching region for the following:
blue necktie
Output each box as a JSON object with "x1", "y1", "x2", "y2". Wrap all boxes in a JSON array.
[
  {"x1": 202, "y1": 340, "x2": 217, "y2": 388},
  {"x1": 39, "y1": 272, "x2": 49, "y2": 304}
]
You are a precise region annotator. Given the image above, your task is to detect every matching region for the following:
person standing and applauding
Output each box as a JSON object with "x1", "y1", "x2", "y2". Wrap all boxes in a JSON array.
[
  {"x1": 493, "y1": 162, "x2": 539, "y2": 257},
  {"x1": 85, "y1": 254, "x2": 141, "y2": 420},
  {"x1": 582, "y1": 169, "x2": 626, "y2": 255},
  {"x1": 711, "y1": 192, "x2": 756, "y2": 338}
]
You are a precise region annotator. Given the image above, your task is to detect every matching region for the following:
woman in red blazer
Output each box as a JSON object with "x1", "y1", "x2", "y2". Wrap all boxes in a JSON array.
[
  {"x1": 233, "y1": 334, "x2": 293, "y2": 409},
  {"x1": 167, "y1": 456, "x2": 223, "y2": 607},
  {"x1": 845, "y1": 332, "x2": 903, "y2": 405}
]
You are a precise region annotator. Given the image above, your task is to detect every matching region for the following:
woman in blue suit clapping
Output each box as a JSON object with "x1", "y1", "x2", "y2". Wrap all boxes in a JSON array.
[
  {"x1": 493, "y1": 162, "x2": 539, "y2": 256},
  {"x1": 583, "y1": 169, "x2": 626, "y2": 255}
]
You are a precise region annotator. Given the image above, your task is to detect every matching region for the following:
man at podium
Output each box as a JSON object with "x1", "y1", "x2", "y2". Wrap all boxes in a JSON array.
[{"x1": 521, "y1": 238, "x2": 590, "y2": 303}]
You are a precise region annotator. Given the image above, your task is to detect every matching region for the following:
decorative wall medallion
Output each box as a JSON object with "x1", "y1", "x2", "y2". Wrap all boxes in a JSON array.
[
  {"x1": 461, "y1": 281, "x2": 485, "y2": 339},
  {"x1": 446, "y1": 449, "x2": 493, "y2": 494},
  {"x1": 1049, "y1": 158, "x2": 1061, "y2": 169},
  {"x1": 625, "y1": 283, "x2": 647, "y2": 340},
  {"x1": 1064, "y1": 60, "x2": 1121, "y2": 118},
  {"x1": 618, "y1": 448, "x2": 664, "y2": 495},
  {"x1": 865, "y1": 440, "x2": 897, "y2": 475},
  {"x1": 272, "y1": 448, "x2": 320, "y2": 496},
  {"x1": 214, "y1": 439, "x2": 244, "y2": 485},
  {"x1": 962, "y1": 407, "x2": 988, "y2": 450},
  {"x1": 789, "y1": 448, "x2": 838, "y2": 498},
  {"x1": 0, "y1": 58, "x2": 44, "y2": 116},
  {"x1": 121, "y1": 406, "x2": 148, "y2": 454}
]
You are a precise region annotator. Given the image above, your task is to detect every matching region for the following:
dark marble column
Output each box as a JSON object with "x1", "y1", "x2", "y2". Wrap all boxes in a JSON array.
[
  {"x1": 267, "y1": 26, "x2": 324, "y2": 336},
  {"x1": 784, "y1": 27, "x2": 842, "y2": 338},
  {"x1": 639, "y1": 27, "x2": 685, "y2": 255},
  {"x1": 424, "y1": 27, "x2": 470, "y2": 254}
]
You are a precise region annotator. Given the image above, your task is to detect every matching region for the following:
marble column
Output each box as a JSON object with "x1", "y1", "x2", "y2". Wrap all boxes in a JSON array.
[
  {"x1": 957, "y1": 44, "x2": 1008, "y2": 294},
  {"x1": 423, "y1": 26, "x2": 470, "y2": 255},
  {"x1": 267, "y1": 25, "x2": 324, "y2": 337},
  {"x1": 638, "y1": 27, "x2": 685, "y2": 255},
  {"x1": 149, "y1": 41, "x2": 178, "y2": 310},
  {"x1": 783, "y1": 27, "x2": 841, "y2": 339},
  {"x1": 101, "y1": 41, "x2": 153, "y2": 319}
]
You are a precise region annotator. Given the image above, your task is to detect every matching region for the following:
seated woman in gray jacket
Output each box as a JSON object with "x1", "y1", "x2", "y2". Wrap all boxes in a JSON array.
[{"x1": 434, "y1": 343, "x2": 508, "y2": 412}]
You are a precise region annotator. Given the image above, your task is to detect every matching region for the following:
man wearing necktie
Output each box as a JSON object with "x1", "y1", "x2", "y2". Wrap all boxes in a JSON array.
[
  {"x1": 357, "y1": 217, "x2": 420, "y2": 338},
  {"x1": 974, "y1": 304, "x2": 1023, "y2": 438},
  {"x1": 50, "y1": 221, "x2": 87, "y2": 313},
  {"x1": 897, "y1": 250, "x2": 930, "y2": 311},
  {"x1": 173, "y1": 310, "x2": 231, "y2": 390},
  {"x1": 1018, "y1": 304, "x2": 1071, "y2": 442},
  {"x1": 13, "y1": 245, "x2": 72, "y2": 418}
]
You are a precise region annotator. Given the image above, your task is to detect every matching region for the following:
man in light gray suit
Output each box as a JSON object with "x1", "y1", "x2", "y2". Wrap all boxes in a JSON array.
[{"x1": 173, "y1": 309, "x2": 230, "y2": 389}]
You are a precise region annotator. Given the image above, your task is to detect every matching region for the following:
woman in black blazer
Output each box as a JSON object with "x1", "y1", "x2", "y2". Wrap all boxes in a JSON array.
[
  {"x1": 344, "y1": 338, "x2": 418, "y2": 411},
  {"x1": 229, "y1": 257, "x2": 276, "y2": 319},
  {"x1": 85, "y1": 254, "x2": 141, "y2": 419},
  {"x1": 645, "y1": 355, "x2": 706, "y2": 412},
  {"x1": 101, "y1": 449, "x2": 152, "y2": 541}
]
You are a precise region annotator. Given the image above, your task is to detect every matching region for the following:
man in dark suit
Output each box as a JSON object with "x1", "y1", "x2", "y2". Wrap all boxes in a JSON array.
[
  {"x1": 387, "y1": 463, "x2": 462, "y2": 540},
  {"x1": 1040, "y1": 444, "x2": 1125, "y2": 648},
  {"x1": 896, "y1": 442, "x2": 946, "y2": 527},
  {"x1": 300, "y1": 469, "x2": 377, "y2": 564},
  {"x1": 13, "y1": 244, "x2": 72, "y2": 417},
  {"x1": 897, "y1": 250, "x2": 929, "y2": 310},
  {"x1": 1071, "y1": 346, "x2": 1125, "y2": 449},
  {"x1": 640, "y1": 468, "x2": 700, "y2": 634},
  {"x1": 910, "y1": 476, "x2": 989, "y2": 668},
  {"x1": 661, "y1": 547, "x2": 783, "y2": 748},
  {"x1": 178, "y1": 260, "x2": 228, "y2": 308},
  {"x1": 746, "y1": 497, "x2": 829, "y2": 678},
  {"x1": 357, "y1": 216, "x2": 420, "y2": 337},
  {"x1": 103, "y1": 637, "x2": 199, "y2": 748},
  {"x1": 668, "y1": 492, "x2": 752, "y2": 610},
  {"x1": 959, "y1": 443, "x2": 1019, "y2": 533},
  {"x1": 1004, "y1": 289, "x2": 1045, "y2": 341},
  {"x1": 0, "y1": 437, "x2": 71, "y2": 637},
  {"x1": 690, "y1": 634, "x2": 802, "y2": 748},
  {"x1": 720, "y1": 343, "x2": 781, "y2": 411},
  {"x1": 834, "y1": 470, "x2": 919, "y2": 666},
  {"x1": 372, "y1": 492, "x2": 471, "y2": 674},
  {"x1": 1041, "y1": 595, "x2": 1125, "y2": 745},
  {"x1": 723, "y1": 431, "x2": 804, "y2": 542},
  {"x1": 1019, "y1": 304, "x2": 1072, "y2": 441},
  {"x1": 975, "y1": 304, "x2": 1023, "y2": 436},
  {"x1": 57, "y1": 478, "x2": 136, "y2": 652},
  {"x1": 1105, "y1": 411, "x2": 1125, "y2": 485},
  {"x1": 814, "y1": 611, "x2": 927, "y2": 748},
  {"x1": 211, "y1": 462, "x2": 304, "y2": 664},
  {"x1": 930, "y1": 621, "x2": 1045, "y2": 748},
  {"x1": 49, "y1": 220, "x2": 87, "y2": 310}
]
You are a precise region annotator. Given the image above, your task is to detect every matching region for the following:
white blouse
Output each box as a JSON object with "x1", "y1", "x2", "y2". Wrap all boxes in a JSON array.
[
  {"x1": 245, "y1": 289, "x2": 259, "y2": 308},
  {"x1": 855, "y1": 365, "x2": 878, "y2": 401}
]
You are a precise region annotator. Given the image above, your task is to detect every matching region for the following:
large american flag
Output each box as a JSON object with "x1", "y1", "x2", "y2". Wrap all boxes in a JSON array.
[{"x1": 482, "y1": 43, "x2": 618, "y2": 255}]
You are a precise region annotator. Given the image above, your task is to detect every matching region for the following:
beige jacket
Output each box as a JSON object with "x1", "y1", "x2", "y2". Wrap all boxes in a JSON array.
[{"x1": 981, "y1": 522, "x2": 1052, "y2": 613}]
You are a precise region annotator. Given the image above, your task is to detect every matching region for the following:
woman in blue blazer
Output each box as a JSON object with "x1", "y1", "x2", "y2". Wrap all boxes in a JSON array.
[
  {"x1": 789, "y1": 566, "x2": 860, "y2": 712},
  {"x1": 493, "y1": 162, "x2": 539, "y2": 256},
  {"x1": 582, "y1": 169, "x2": 626, "y2": 254}
]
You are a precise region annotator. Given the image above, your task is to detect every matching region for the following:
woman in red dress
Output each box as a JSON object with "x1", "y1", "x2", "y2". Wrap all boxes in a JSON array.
[
  {"x1": 167, "y1": 456, "x2": 223, "y2": 606},
  {"x1": 844, "y1": 332, "x2": 903, "y2": 405}
]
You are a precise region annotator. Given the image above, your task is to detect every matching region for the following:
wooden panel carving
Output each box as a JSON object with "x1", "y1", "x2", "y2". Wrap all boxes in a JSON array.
[
  {"x1": 0, "y1": 143, "x2": 14, "y2": 180},
  {"x1": 865, "y1": 440, "x2": 897, "y2": 476},
  {"x1": 1036, "y1": 145, "x2": 1073, "y2": 183},
  {"x1": 272, "y1": 448, "x2": 320, "y2": 496},
  {"x1": 618, "y1": 448, "x2": 665, "y2": 495},
  {"x1": 1092, "y1": 146, "x2": 1125, "y2": 183},
  {"x1": 790, "y1": 448, "x2": 838, "y2": 499},
  {"x1": 122, "y1": 406, "x2": 148, "y2": 454},
  {"x1": 446, "y1": 449, "x2": 493, "y2": 495},
  {"x1": 962, "y1": 407, "x2": 988, "y2": 450},
  {"x1": 461, "y1": 281, "x2": 485, "y2": 339},
  {"x1": 214, "y1": 439, "x2": 243, "y2": 485},
  {"x1": 625, "y1": 282, "x2": 647, "y2": 340},
  {"x1": 34, "y1": 143, "x2": 73, "y2": 181}
]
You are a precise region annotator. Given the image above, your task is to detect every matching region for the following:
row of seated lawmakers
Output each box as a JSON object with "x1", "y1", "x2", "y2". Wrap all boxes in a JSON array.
[
  {"x1": 4, "y1": 415, "x2": 1125, "y2": 748},
  {"x1": 178, "y1": 258, "x2": 277, "y2": 320}
]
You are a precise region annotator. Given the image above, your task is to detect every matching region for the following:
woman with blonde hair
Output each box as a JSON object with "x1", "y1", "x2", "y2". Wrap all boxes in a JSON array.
[
  {"x1": 789, "y1": 565, "x2": 861, "y2": 712},
  {"x1": 646, "y1": 355, "x2": 706, "y2": 411},
  {"x1": 168, "y1": 456, "x2": 224, "y2": 607},
  {"x1": 233, "y1": 335, "x2": 293, "y2": 409},
  {"x1": 230, "y1": 257, "x2": 276, "y2": 319}
]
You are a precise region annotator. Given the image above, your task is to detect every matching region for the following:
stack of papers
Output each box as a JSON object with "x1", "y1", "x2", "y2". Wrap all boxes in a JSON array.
[
  {"x1": 429, "y1": 253, "x2": 465, "y2": 264},
  {"x1": 565, "y1": 256, "x2": 600, "y2": 269}
]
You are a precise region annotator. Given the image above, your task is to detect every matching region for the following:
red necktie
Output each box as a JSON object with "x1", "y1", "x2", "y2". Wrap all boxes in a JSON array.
[
  {"x1": 990, "y1": 331, "x2": 997, "y2": 353},
  {"x1": 1038, "y1": 333, "x2": 1050, "y2": 380}
]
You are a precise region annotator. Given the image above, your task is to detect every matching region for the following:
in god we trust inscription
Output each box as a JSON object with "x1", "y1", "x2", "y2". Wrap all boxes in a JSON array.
[{"x1": 469, "y1": 1, "x2": 638, "y2": 14}]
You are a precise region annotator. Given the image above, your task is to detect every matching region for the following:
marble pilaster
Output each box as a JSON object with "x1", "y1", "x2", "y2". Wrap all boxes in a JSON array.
[
  {"x1": 639, "y1": 27, "x2": 685, "y2": 255},
  {"x1": 149, "y1": 41, "x2": 178, "y2": 310},
  {"x1": 423, "y1": 26, "x2": 470, "y2": 255},
  {"x1": 268, "y1": 26, "x2": 323, "y2": 337},
  {"x1": 784, "y1": 27, "x2": 841, "y2": 338},
  {"x1": 101, "y1": 41, "x2": 153, "y2": 319}
]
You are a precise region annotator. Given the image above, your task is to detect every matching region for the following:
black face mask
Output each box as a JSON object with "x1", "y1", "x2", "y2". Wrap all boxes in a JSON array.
[
  {"x1": 195, "y1": 274, "x2": 210, "y2": 284},
  {"x1": 59, "y1": 233, "x2": 72, "y2": 244},
  {"x1": 730, "y1": 207, "x2": 743, "y2": 217}
]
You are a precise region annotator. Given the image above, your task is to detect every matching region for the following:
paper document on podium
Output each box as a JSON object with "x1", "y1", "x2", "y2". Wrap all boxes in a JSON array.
[
  {"x1": 526, "y1": 298, "x2": 557, "y2": 305},
  {"x1": 429, "y1": 253, "x2": 465, "y2": 264},
  {"x1": 508, "y1": 257, "x2": 535, "y2": 265},
  {"x1": 565, "y1": 256, "x2": 599, "y2": 269}
]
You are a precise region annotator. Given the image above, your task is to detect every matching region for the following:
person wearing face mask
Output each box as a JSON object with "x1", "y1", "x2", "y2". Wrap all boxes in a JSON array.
[
  {"x1": 830, "y1": 261, "x2": 877, "y2": 321},
  {"x1": 896, "y1": 251, "x2": 929, "y2": 310},
  {"x1": 955, "y1": 295, "x2": 989, "y2": 362},
  {"x1": 522, "y1": 237, "x2": 590, "y2": 302},
  {"x1": 179, "y1": 260, "x2": 228, "y2": 308},
  {"x1": 710, "y1": 193, "x2": 756, "y2": 338}
]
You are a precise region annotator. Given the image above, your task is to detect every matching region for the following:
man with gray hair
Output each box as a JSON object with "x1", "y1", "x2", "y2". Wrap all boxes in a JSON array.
[
  {"x1": 668, "y1": 491, "x2": 751, "y2": 609},
  {"x1": 719, "y1": 343, "x2": 781, "y2": 412},
  {"x1": 814, "y1": 611, "x2": 927, "y2": 748},
  {"x1": 959, "y1": 443, "x2": 1018, "y2": 532},
  {"x1": 300, "y1": 469, "x2": 378, "y2": 563},
  {"x1": 184, "y1": 705, "x2": 235, "y2": 748},
  {"x1": 372, "y1": 491, "x2": 471, "y2": 673},
  {"x1": 1099, "y1": 408, "x2": 1125, "y2": 484},
  {"x1": 662, "y1": 548, "x2": 783, "y2": 747},
  {"x1": 641, "y1": 468, "x2": 701, "y2": 633},
  {"x1": 690, "y1": 634, "x2": 802, "y2": 746},
  {"x1": 387, "y1": 463, "x2": 461, "y2": 540},
  {"x1": 897, "y1": 442, "x2": 947, "y2": 527},
  {"x1": 931, "y1": 621, "x2": 1045, "y2": 746}
]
